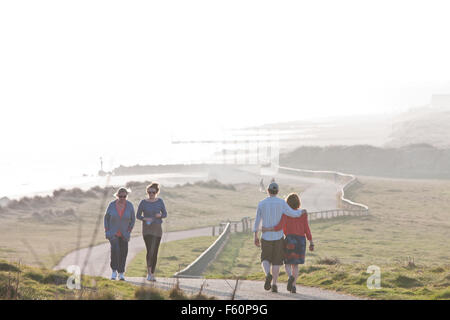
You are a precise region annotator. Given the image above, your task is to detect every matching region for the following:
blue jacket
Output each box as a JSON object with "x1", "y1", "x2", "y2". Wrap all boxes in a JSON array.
[{"x1": 104, "y1": 200, "x2": 136, "y2": 241}]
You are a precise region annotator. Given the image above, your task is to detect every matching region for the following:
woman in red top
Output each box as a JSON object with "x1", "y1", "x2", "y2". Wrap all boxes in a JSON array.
[{"x1": 262, "y1": 193, "x2": 314, "y2": 293}]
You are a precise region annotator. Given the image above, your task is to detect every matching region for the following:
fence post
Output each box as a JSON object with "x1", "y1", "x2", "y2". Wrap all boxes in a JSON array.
[{"x1": 212, "y1": 226, "x2": 215, "y2": 236}]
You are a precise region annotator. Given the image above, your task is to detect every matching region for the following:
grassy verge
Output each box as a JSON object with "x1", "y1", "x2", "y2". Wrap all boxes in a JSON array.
[
  {"x1": 205, "y1": 233, "x2": 450, "y2": 299},
  {"x1": 0, "y1": 259, "x2": 213, "y2": 300},
  {"x1": 205, "y1": 173, "x2": 450, "y2": 300},
  {"x1": 126, "y1": 236, "x2": 218, "y2": 277}
]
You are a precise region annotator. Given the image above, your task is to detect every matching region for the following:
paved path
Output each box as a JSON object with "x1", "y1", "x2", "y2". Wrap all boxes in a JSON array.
[
  {"x1": 54, "y1": 227, "x2": 213, "y2": 278},
  {"x1": 126, "y1": 277, "x2": 360, "y2": 300},
  {"x1": 54, "y1": 165, "x2": 360, "y2": 299}
]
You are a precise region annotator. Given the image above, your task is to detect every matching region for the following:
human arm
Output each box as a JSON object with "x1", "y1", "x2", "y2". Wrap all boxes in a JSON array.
[
  {"x1": 155, "y1": 199, "x2": 167, "y2": 219},
  {"x1": 253, "y1": 205, "x2": 262, "y2": 247},
  {"x1": 104, "y1": 203, "x2": 111, "y2": 231},
  {"x1": 104, "y1": 203, "x2": 112, "y2": 238},
  {"x1": 128, "y1": 203, "x2": 136, "y2": 232},
  {"x1": 262, "y1": 214, "x2": 285, "y2": 232},
  {"x1": 136, "y1": 201, "x2": 144, "y2": 221},
  {"x1": 136, "y1": 201, "x2": 153, "y2": 222},
  {"x1": 282, "y1": 201, "x2": 306, "y2": 218},
  {"x1": 304, "y1": 213, "x2": 314, "y2": 251}
]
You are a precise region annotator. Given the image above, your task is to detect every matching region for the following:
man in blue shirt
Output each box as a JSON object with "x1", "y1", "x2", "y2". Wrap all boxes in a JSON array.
[{"x1": 253, "y1": 182, "x2": 306, "y2": 292}]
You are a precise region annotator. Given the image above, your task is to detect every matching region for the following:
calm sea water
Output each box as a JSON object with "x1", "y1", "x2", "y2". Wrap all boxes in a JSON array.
[{"x1": 1, "y1": 128, "x2": 308, "y2": 199}]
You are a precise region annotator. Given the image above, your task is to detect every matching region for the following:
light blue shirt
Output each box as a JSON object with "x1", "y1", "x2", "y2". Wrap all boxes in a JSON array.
[{"x1": 253, "y1": 196, "x2": 306, "y2": 241}]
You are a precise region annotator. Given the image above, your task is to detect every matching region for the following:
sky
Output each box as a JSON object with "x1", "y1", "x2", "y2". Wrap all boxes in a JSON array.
[{"x1": 1, "y1": 0, "x2": 450, "y2": 177}]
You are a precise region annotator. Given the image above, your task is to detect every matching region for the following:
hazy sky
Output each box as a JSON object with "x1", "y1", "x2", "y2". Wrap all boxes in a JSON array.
[{"x1": 1, "y1": 0, "x2": 450, "y2": 152}]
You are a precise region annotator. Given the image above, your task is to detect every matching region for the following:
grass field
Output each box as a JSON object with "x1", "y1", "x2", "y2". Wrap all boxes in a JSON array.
[
  {"x1": 0, "y1": 259, "x2": 212, "y2": 300},
  {"x1": 204, "y1": 177, "x2": 450, "y2": 299},
  {"x1": 126, "y1": 236, "x2": 218, "y2": 277},
  {"x1": 0, "y1": 180, "x2": 286, "y2": 268}
]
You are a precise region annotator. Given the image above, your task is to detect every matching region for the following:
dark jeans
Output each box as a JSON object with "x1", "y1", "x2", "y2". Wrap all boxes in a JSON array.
[
  {"x1": 143, "y1": 234, "x2": 162, "y2": 273},
  {"x1": 109, "y1": 236, "x2": 128, "y2": 273}
]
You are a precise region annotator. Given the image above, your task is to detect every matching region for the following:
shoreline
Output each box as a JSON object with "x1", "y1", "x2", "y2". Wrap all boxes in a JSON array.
[{"x1": 1, "y1": 170, "x2": 211, "y2": 202}]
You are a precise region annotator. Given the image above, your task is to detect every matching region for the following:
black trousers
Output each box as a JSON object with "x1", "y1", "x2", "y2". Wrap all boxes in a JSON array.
[
  {"x1": 143, "y1": 234, "x2": 162, "y2": 274},
  {"x1": 109, "y1": 236, "x2": 128, "y2": 273}
]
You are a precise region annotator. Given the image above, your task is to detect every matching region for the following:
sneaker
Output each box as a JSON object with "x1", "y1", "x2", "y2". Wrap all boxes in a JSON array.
[
  {"x1": 271, "y1": 284, "x2": 278, "y2": 293},
  {"x1": 264, "y1": 274, "x2": 272, "y2": 291},
  {"x1": 150, "y1": 275, "x2": 156, "y2": 282},
  {"x1": 291, "y1": 285, "x2": 296, "y2": 294},
  {"x1": 111, "y1": 270, "x2": 117, "y2": 280},
  {"x1": 146, "y1": 274, "x2": 152, "y2": 281},
  {"x1": 118, "y1": 273, "x2": 125, "y2": 281},
  {"x1": 287, "y1": 276, "x2": 295, "y2": 292}
]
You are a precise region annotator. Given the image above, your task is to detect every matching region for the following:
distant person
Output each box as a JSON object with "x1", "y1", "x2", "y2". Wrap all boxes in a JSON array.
[
  {"x1": 136, "y1": 182, "x2": 167, "y2": 281},
  {"x1": 262, "y1": 193, "x2": 314, "y2": 293},
  {"x1": 253, "y1": 182, "x2": 306, "y2": 293},
  {"x1": 259, "y1": 178, "x2": 265, "y2": 192},
  {"x1": 104, "y1": 187, "x2": 136, "y2": 281},
  {"x1": 270, "y1": 178, "x2": 275, "y2": 183}
]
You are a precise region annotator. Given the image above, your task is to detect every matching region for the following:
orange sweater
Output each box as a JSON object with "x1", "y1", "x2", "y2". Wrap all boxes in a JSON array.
[
  {"x1": 273, "y1": 213, "x2": 312, "y2": 241},
  {"x1": 115, "y1": 201, "x2": 126, "y2": 237}
]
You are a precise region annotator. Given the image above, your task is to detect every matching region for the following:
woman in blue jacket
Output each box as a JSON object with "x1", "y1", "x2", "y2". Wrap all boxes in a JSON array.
[{"x1": 104, "y1": 187, "x2": 136, "y2": 281}]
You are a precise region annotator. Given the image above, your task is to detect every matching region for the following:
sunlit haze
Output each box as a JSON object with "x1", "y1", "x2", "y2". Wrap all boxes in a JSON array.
[{"x1": 1, "y1": 1, "x2": 450, "y2": 194}]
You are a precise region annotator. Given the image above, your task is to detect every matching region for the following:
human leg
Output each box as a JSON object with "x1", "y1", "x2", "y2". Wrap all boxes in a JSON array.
[
  {"x1": 143, "y1": 234, "x2": 153, "y2": 276},
  {"x1": 117, "y1": 236, "x2": 128, "y2": 274},
  {"x1": 260, "y1": 239, "x2": 274, "y2": 290},
  {"x1": 150, "y1": 235, "x2": 162, "y2": 275},
  {"x1": 109, "y1": 237, "x2": 119, "y2": 278}
]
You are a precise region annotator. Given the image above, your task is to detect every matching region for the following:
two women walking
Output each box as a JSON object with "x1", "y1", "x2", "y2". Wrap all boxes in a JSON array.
[{"x1": 104, "y1": 182, "x2": 167, "y2": 281}]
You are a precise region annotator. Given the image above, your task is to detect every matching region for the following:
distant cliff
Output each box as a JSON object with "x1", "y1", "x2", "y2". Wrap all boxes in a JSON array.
[{"x1": 280, "y1": 144, "x2": 450, "y2": 179}]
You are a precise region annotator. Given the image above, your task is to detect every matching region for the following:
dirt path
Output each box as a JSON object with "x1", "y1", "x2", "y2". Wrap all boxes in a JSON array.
[{"x1": 54, "y1": 165, "x2": 359, "y2": 299}]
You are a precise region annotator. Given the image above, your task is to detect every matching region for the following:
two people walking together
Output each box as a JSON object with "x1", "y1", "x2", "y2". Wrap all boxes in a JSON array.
[
  {"x1": 104, "y1": 182, "x2": 166, "y2": 281},
  {"x1": 253, "y1": 182, "x2": 314, "y2": 293}
]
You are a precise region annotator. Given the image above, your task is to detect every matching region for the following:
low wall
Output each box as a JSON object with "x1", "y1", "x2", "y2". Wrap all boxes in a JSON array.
[
  {"x1": 173, "y1": 223, "x2": 231, "y2": 278},
  {"x1": 277, "y1": 165, "x2": 369, "y2": 219}
]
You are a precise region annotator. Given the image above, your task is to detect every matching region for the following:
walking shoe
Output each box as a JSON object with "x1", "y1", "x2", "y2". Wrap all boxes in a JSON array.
[
  {"x1": 146, "y1": 274, "x2": 152, "y2": 281},
  {"x1": 118, "y1": 273, "x2": 125, "y2": 281},
  {"x1": 291, "y1": 285, "x2": 296, "y2": 294},
  {"x1": 111, "y1": 270, "x2": 117, "y2": 280},
  {"x1": 264, "y1": 274, "x2": 272, "y2": 291},
  {"x1": 271, "y1": 284, "x2": 278, "y2": 293},
  {"x1": 287, "y1": 276, "x2": 295, "y2": 292}
]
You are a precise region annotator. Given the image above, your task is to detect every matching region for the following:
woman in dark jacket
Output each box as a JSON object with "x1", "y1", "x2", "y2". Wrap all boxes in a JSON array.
[
  {"x1": 136, "y1": 182, "x2": 167, "y2": 281},
  {"x1": 104, "y1": 187, "x2": 136, "y2": 281}
]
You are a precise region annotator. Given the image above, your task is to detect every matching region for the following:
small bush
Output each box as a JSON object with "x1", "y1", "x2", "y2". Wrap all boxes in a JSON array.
[
  {"x1": 320, "y1": 279, "x2": 333, "y2": 285},
  {"x1": 433, "y1": 289, "x2": 450, "y2": 300},
  {"x1": 0, "y1": 261, "x2": 20, "y2": 272},
  {"x1": 316, "y1": 257, "x2": 340, "y2": 265},
  {"x1": 166, "y1": 256, "x2": 179, "y2": 261},
  {"x1": 391, "y1": 275, "x2": 423, "y2": 288},
  {"x1": 135, "y1": 286, "x2": 165, "y2": 300},
  {"x1": 332, "y1": 272, "x2": 348, "y2": 281},
  {"x1": 300, "y1": 265, "x2": 325, "y2": 273},
  {"x1": 169, "y1": 287, "x2": 188, "y2": 300}
]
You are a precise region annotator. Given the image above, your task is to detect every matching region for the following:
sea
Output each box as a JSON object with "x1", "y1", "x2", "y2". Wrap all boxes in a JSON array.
[{"x1": 0, "y1": 127, "x2": 314, "y2": 200}]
